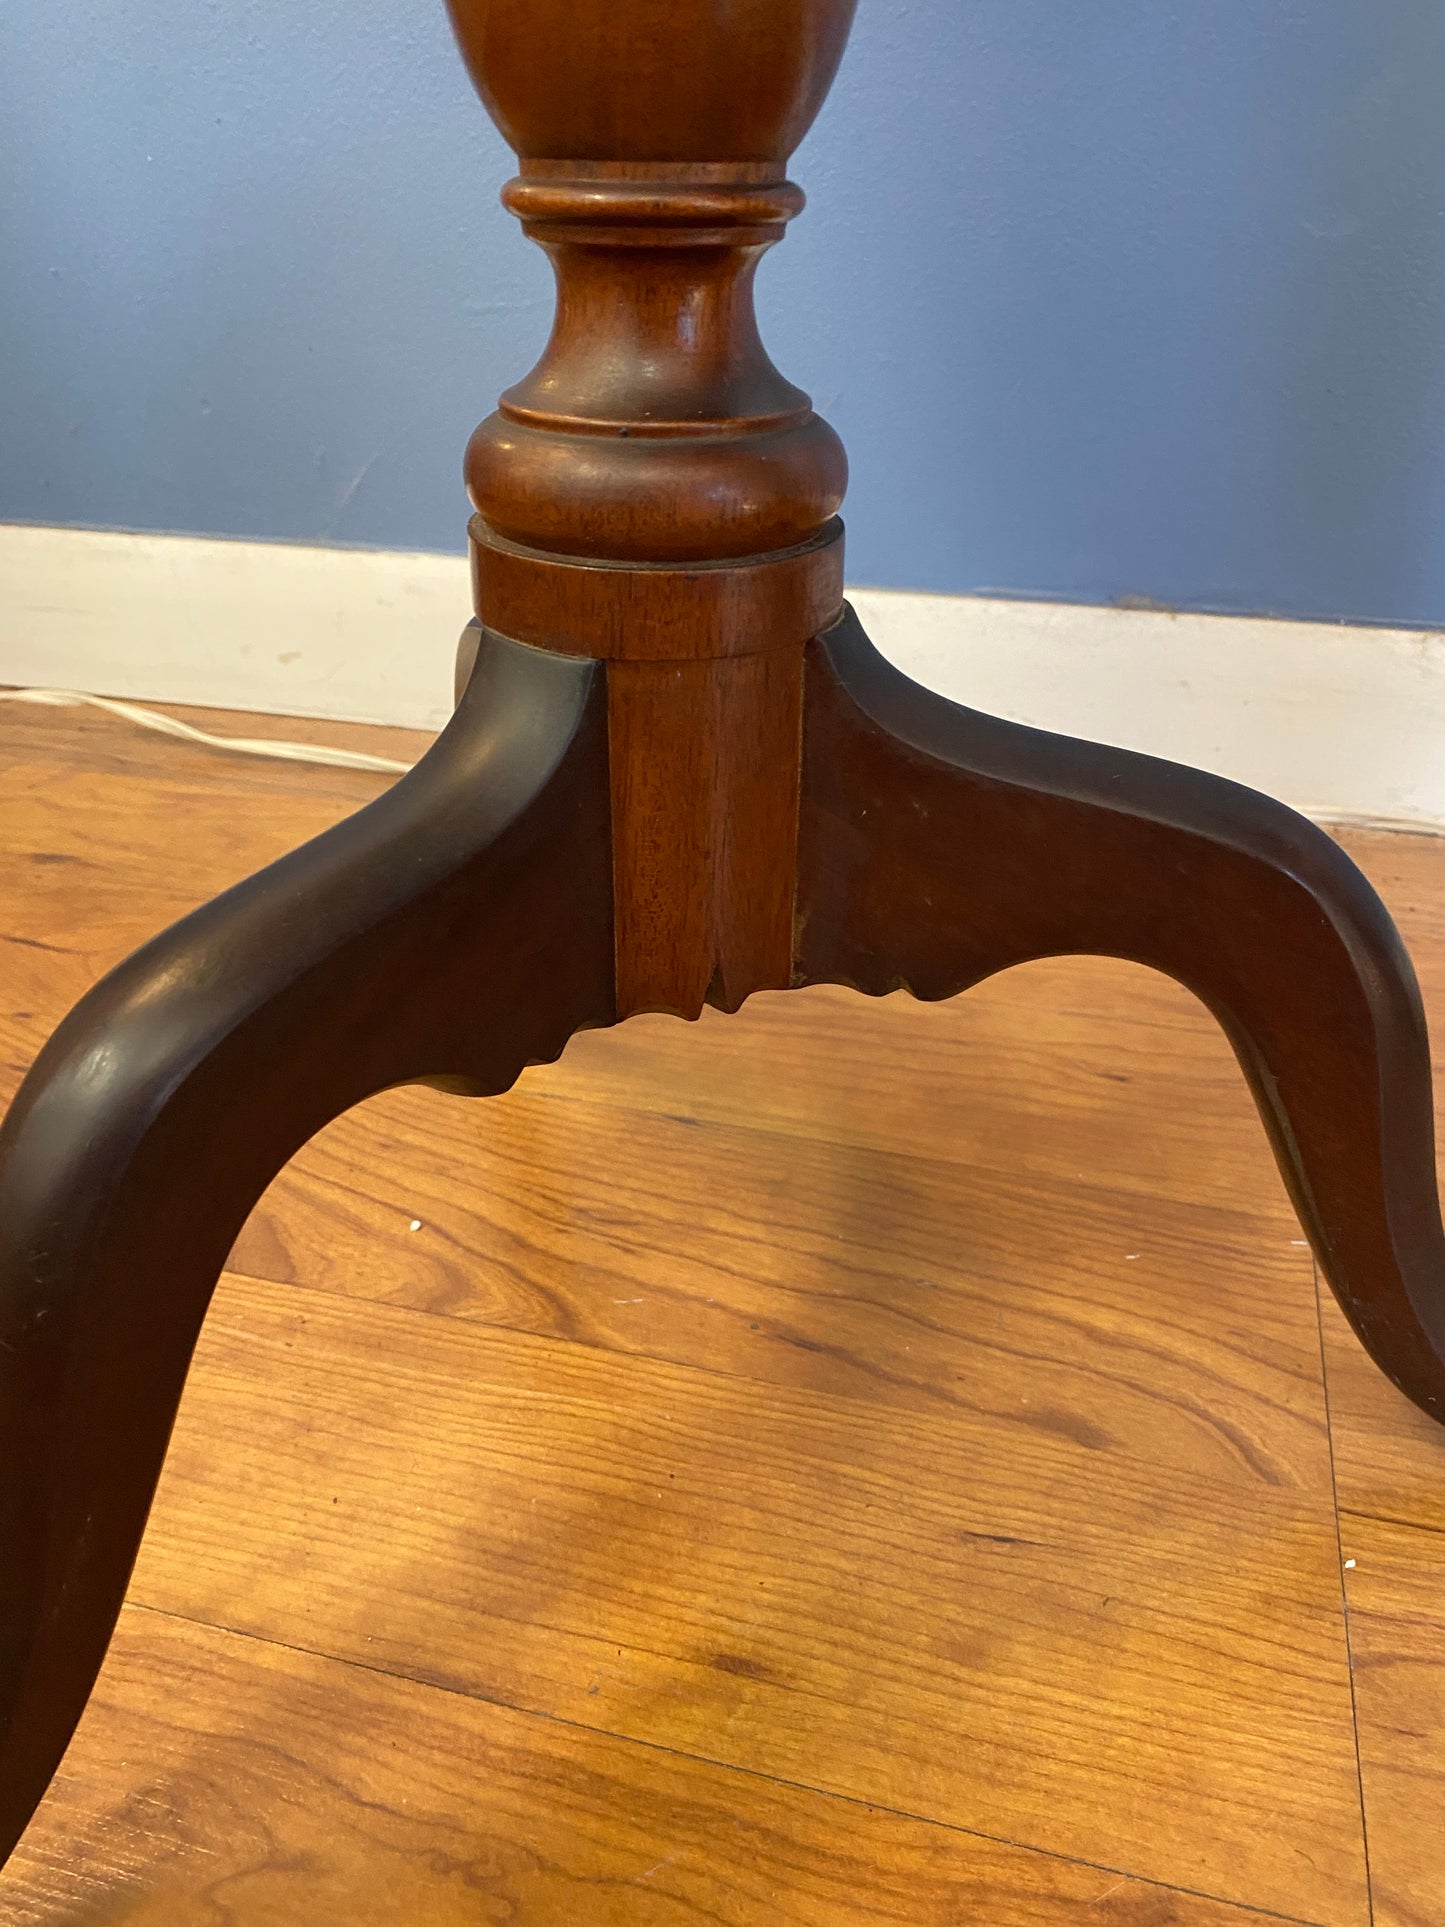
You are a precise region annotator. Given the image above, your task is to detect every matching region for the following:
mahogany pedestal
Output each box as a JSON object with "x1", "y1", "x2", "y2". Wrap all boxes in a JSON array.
[{"x1": 3, "y1": 0, "x2": 1443, "y2": 1871}]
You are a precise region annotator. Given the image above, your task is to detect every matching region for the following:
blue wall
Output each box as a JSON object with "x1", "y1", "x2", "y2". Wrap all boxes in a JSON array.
[{"x1": 5, "y1": 1, "x2": 1445, "y2": 626}]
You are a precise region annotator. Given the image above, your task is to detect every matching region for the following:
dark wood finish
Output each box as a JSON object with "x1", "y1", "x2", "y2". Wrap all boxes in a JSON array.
[
  {"x1": 0, "y1": 633, "x2": 614, "y2": 1866},
  {"x1": 457, "y1": 0, "x2": 848, "y2": 1014},
  {"x1": 3, "y1": 0, "x2": 1445, "y2": 1893},
  {"x1": 457, "y1": 0, "x2": 848, "y2": 574},
  {"x1": 609, "y1": 646, "x2": 803, "y2": 1016},
  {"x1": 470, "y1": 519, "x2": 844, "y2": 662},
  {"x1": 445, "y1": 0, "x2": 856, "y2": 163},
  {"x1": 796, "y1": 610, "x2": 1445, "y2": 1426},
  {"x1": 466, "y1": 166, "x2": 845, "y2": 564}
]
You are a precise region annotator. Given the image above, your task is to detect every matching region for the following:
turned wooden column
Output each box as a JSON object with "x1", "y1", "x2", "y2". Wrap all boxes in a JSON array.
[{"x1": 450, "y1": 0, "x2": 855, "y2": 1017}]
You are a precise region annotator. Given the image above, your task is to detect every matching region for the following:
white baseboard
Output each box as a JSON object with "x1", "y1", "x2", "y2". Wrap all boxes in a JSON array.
[
  {"x1": 0, "y1": 525, "x2": 468, "y2": 734},
  {"x1": 3, "y1": 521, "x2": 1444, "y2": 830}
]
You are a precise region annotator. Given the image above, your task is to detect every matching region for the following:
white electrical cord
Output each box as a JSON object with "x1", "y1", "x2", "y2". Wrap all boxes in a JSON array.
[
  {"x1": 5, "y1": 686, "x2": 1440, "y2": 838},
  {"x1": 0, "y1": 686, "x2": 414, "y2": 776}
]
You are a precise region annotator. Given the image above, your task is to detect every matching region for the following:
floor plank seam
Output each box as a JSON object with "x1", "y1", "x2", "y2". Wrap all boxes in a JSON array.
[
  {"x1": 217, "y1": 1250, "x2": 1326, "y2": 1456},
  {"x1": 123, "y1": 1598, "x2": 1327, "y2": 1926},
  {"x1": 1313, "y1": 1262, "x2": 1377, "y2": 1927},
  {"x1": 215, "y1": 1260, "x2": 942, "y2": 1416},
  {"x1": 1338, "y1": 1504, "x2": 1445, "y2": 1541},
  {"x1": 219, "y1": 1258, "x2": 846, "y2": 1396}
]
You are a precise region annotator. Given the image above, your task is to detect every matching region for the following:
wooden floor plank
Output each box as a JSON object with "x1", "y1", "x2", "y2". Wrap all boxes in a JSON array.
[
  {"x1": 1336, "y1": 1513, "x2": 1445, "y2": 1927},
  {"x1": 1301, "y1": 833, "x2": 1445, "y2": 1927},
  {"x1": 121, "y1": 1269, "x2": 1366, "y2": 1922},
  {"x1": 527, "y1": 978, "x2": 1288, "y2": 1222},
  {"x1": 0, "y1": 691, "x2": 432, "y2": 786},
  {"x1": 0, "y1": 1607, "x2": 1312, "y2": 1927},
  {"x1": 231, "y1": 1076, "x2": 1329, "y2": 1494},
  {"x1": 0, "y1": 721, "x2": 400, "y2": 1102}
]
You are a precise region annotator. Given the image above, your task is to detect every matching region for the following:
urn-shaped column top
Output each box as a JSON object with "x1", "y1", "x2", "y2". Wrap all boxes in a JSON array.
[{"x1": 445, "y1": 0, "x2": 858, "y2": 164}]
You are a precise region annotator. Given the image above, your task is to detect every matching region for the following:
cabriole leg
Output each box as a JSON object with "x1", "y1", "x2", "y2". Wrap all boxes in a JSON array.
[
  {"x1": 796, "y1": 607, "x2": 1445, "y2": 1426},
  {"x1": 0, "y1": 630, "x2": 614, "y2": 1865}
]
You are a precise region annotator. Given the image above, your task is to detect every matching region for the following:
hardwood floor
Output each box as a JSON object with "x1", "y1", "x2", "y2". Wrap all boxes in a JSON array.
[{"x1": 2, "y1": 693, "x2": 1443, "y2": 1926}]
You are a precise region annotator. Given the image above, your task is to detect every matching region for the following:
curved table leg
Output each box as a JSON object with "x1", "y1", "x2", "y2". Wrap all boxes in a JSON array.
[
  {"x1": 0, "y1": 628, "x2": 614, "y2": 1866},
  {"x1": 796, "y1": 606, "x2": 1445, "y2": 1427}
]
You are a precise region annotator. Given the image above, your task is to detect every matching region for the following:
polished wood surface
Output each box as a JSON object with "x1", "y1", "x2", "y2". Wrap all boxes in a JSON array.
[
  {"x1": 2, "y1": 697, "x2": 1444, "y2": 1925},
  {"x1": 0, "y1": 639, "x2": 615, "y2": 1867},
  {"x1": 798, "y1": 613, "x2": 1445, "y2": 1427},
  {"x1": 469, "y1": 522, "x2": 845, "y2": 662},
  {"x1": 465, "y1": 163, "x2": 846, "y2": 564},
  {"x1": 5, "y1": 0, "x2": 1445, "y2": 1899},
  {"x1": 608, "y1": 648, "x2": 803, "y2": 1014},
  {"x1": 457, "y1": 0, "x2": 848, "y2": 1015},
  {"x1": 445, "y1": 0, "x2": 857, "y2": 164},
  {"x1": 458, "y1": 0, "x2": 848, "y2": 567}
]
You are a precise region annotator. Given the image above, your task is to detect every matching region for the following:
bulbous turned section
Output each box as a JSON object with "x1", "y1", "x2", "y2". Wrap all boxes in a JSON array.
[
  {"x1": 448, "y1": 0, "x2": 855, "y2": 564},
  {"x1": 465, "y1": 164, "x2": 846, "y2": 561},
  {"x1": 445, "y1": 0, "x2": 858, "y2": 164}
]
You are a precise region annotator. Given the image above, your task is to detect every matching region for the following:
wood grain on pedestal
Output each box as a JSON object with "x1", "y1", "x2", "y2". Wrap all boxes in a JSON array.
[{"x1": 607, "y1": 649, "x2": 803, "y2": 1016}]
